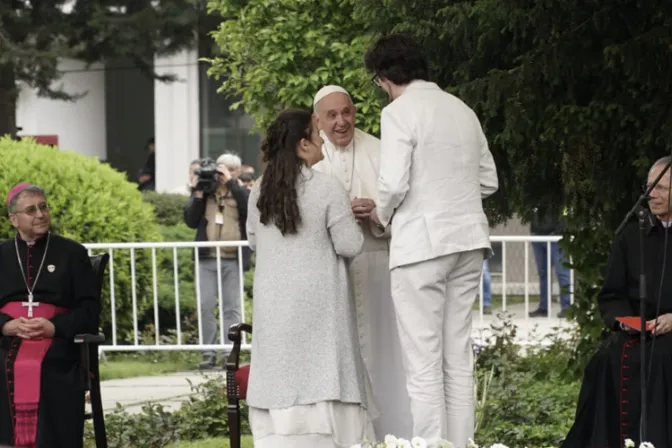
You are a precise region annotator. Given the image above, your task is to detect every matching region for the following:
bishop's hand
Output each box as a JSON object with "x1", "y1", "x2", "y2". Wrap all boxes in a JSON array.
[
  {"x1": 19, "y1": 317, "x2": 55, "y2": 340},
  {"x1": 1, "y1": 318, "x2": 25, "y2": 337}
]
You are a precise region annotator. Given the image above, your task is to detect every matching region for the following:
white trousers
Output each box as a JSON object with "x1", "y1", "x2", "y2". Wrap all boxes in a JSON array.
[{"x1": 390, "y1": 249, "x2": 483, "y2": 448}]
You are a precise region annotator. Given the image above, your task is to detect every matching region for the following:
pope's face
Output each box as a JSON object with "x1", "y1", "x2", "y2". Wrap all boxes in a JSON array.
[{"x1": 315, "y1": 93, "x2": 356, "y2": 147}]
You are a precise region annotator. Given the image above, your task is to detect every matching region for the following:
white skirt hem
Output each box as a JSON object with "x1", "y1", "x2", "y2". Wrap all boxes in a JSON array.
[{"x1": 250, "y1": 400, "x2": 376, "y2": 448}]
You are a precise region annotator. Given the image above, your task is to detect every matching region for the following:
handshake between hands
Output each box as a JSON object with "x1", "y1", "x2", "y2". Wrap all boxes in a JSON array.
[
  {"x1": 2, "y1": 317, "x2": 55, "y2": 340},
  {"x1": 351, "y1": 198, "x2": 382, "y2": 227}
]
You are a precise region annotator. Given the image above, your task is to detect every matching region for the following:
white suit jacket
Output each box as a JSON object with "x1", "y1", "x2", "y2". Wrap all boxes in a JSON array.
[{"x1": 377, "y1": 80, "x2": 498, "y2": 269}]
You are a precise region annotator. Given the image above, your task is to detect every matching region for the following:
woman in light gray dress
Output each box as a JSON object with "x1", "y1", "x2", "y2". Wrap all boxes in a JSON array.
[{"x1": 246, "y1": 109, "x2": 376, "y2": 448}]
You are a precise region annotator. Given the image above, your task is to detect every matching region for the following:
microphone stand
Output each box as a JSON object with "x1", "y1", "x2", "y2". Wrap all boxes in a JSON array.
[{"x1": 615, "y1": 157, "x2": 672, "y2": 444}]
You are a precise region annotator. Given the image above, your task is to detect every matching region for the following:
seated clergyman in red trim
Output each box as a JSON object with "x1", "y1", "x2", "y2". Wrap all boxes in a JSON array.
[
  {"x1": 561, "y1": 156, "x2": 672, "y2": 448},
  {"x1": 0, "y1": 183, "x2": 100, "y2": 448}
]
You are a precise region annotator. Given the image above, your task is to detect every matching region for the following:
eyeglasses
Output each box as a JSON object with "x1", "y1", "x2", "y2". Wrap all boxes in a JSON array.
[
  {"x1": 14, "y1": 203, "x2": 50, "y2": 216},
  {"x1": 371, "y1": 74, "x2": 381, "y2": 87},
  {"x1": 643, "y1": 183, "x2": 671, "y2": 193}
]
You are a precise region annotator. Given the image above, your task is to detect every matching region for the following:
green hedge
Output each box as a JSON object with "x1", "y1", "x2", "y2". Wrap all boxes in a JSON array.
[
  {"x1": 142, "y1": 191, "x2": 189, "y2": 226},
  {"x1": 0, "y1": 137, "x2": 162, "y2": 339}
]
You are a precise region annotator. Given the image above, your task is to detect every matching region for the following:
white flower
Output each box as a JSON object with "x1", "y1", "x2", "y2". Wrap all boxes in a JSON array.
[
  {"x1": 397, "y1": 439, "x2": 412, "y2": 448},
  {"x1": 411, "y1": 438, "x2": 427, "y2": 448},
  {"x1": 490, "y1": 444, "x2": 509, "y2": 448},
  {"x1": 639, "y1": 443, "x2": 655, "y2": 448},
  {"x1": 624, "y1": 440, "x2": 635, "y2": 448},
  {"x1": 435, "y1": 440, "x2": 454, "y2": 448},
  {"x1": 384, "y1": 435, "x2": 399, "y2": 447},
  {"x1": 467, "y1": 439, "x2": 479, "y2": 448}
]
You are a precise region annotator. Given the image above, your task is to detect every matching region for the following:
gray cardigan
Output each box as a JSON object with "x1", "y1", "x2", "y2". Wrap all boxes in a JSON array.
[{"x1": 245, "y1": 167, "x2": 368, "y2": 409}]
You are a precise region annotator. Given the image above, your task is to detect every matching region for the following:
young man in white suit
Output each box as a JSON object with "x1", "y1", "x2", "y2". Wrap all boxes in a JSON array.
[{"x1": 365, "y1": 33, "x2": 499, "y2": 447}]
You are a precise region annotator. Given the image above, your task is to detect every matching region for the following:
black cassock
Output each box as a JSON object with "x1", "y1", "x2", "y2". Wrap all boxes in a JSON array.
[
  {"x1": 563, "y1": 220, "x2": 672, "y2": 448},
  {"x1": 0, "y1": 234, "x2": 99, "y2": 448}
]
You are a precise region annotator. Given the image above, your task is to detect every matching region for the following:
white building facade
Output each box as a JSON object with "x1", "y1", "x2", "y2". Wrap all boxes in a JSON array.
[{"x1": 17, "y1": 46, "x2": 261, "y2": 194}]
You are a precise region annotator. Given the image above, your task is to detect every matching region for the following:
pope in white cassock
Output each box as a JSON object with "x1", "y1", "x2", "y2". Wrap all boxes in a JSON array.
[{"x1": 312, "y1": 85, "x2": 413, "y2": 440}]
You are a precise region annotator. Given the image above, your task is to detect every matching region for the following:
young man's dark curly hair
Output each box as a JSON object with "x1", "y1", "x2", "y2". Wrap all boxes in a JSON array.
[{"x1": 364, "y1": 33, "x2": 430, "y2": 85}]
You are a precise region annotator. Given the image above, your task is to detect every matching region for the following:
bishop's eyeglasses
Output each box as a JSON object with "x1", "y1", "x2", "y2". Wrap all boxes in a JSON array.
[{"x1": 14, "y1": 203, "x2": 50, "y2": 216}]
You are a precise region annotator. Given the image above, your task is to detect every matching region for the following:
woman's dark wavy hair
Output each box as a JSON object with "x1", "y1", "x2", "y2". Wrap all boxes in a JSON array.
[
  {"x1": 364, "y1": 33, "x2": 430, "y2": 85},
  {"x1": 257, "y1": 108, "x2": 313, "y2": 235}
]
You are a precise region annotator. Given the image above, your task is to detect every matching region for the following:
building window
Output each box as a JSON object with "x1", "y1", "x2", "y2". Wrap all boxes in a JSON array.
[{"x1": 197, "y1": 26, "x2": 261, "y2": 169}]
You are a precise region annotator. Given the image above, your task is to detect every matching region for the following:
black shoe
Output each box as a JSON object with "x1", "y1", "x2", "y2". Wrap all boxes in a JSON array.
[
  {"x1": 482, "y1": 306, "x2": 492, "y2": 315},
  {"x1": 198, "y1": 356, "x2": 217, "y2": 370},
  {"x1": 557, "y1": 309, "x2": 568, "y2": 318},
  {"x1": 528, "y1": 308, "x2": 548, "y2": 318}
]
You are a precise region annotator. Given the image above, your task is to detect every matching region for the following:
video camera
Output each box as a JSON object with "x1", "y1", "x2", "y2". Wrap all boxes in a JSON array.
[{"x1": 194, "y1": 157, "x2": 219, "y2": 195}]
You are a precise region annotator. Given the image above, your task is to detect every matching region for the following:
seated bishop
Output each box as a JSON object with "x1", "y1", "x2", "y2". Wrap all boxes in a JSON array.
[
  {"x1": 562, "y1": 156, "x2": 672, "y2": 448},
  {"x1": 0, "y1": 183, "x2": 100, "y2": 448}
]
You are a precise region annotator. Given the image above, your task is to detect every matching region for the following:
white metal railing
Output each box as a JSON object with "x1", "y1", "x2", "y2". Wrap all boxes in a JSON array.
[
  {"x1": 84, "y1": 241, "x2": 251, "y2": 353},
  {"x1": 475, "y1": 236, "x2": 576, "y2": 345},
  {"x1": 83, "y1": 236, "x2": 575, "y2": 353}
]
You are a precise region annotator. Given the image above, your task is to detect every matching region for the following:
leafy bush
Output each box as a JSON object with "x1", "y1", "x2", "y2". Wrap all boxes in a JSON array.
[
  {"x1": 0, "y1": 137, "x2": 161, "y2": 339},
  {"x1": 85, "y1": 402, "x2": 182, "y2": 448},
  {"x1": 84, "y1": 377, "x2": 249, "y2": 448},
  {"x1": 477, "y1": 372, "x2": 578, "y2": 447},
  {"x1": 474, "y1": 313, "x2": 580, "y2": 447},
  {"x1": 176, "y1": 379, "x2": 250, "y2": 439},
  {"x1": 143, "y1": 191, "x2": 188, "y2": 226},
  {"x1": 207, "y1": 0, "x2": 382, "y2": 134}
]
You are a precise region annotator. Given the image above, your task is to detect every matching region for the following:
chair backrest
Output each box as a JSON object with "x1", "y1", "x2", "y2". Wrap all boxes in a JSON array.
[
  {"x1": 89, "y1": 253, "x2": 110, "y2": 299},
  {"x1": 89, "y1": 253, "x2": 109, "y2": 334}
]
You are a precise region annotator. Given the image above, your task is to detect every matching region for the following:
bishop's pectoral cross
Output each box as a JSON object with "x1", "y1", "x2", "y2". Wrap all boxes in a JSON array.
[{"x1": 22, "y1": 293, "x2": 40, "y2": 318}]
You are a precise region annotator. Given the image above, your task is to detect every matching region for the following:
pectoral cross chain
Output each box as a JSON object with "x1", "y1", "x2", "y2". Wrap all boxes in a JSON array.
[
  {"x1": 22, "y1": 293, "x2": 40, "y2": 318},
  {"x1": 15, "y1": 233, "x2": 51, "y2": 319}
]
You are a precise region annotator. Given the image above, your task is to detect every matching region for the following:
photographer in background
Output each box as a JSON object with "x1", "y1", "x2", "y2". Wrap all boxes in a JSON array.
[{"x1": 184, "y1": 154, "x2": 250, "y2": 370}]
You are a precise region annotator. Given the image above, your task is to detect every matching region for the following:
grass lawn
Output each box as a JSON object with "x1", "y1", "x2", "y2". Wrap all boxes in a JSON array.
[
  {"x1": 100, "y1": 353, "x2": 200, "y2": 381},
  {"x1": 99, "y1": 360, "x2": 186, "y2": 381},
  {"x1": 167, "y1": 436, "x2": 254, "y2": 447}
]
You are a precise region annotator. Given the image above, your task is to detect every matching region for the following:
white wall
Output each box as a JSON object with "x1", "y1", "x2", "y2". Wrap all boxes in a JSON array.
[
  {"x1": 16, "y1": 59, "x2": 106, "y2": 160},
  {"x1": 154, "y1": 49, "x2": 200, "y2": 194}
]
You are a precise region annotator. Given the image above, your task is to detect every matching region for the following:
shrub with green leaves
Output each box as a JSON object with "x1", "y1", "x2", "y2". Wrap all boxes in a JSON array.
[
  {"x1": 207, "y1": 0, "x2": 383, "y2": 134},
  {"x1": 143, "y1": 191, "x2": 188, "y2": 227},
  {"x1": 0, "y1": 136, "x2": 162, "y2": 340}
]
